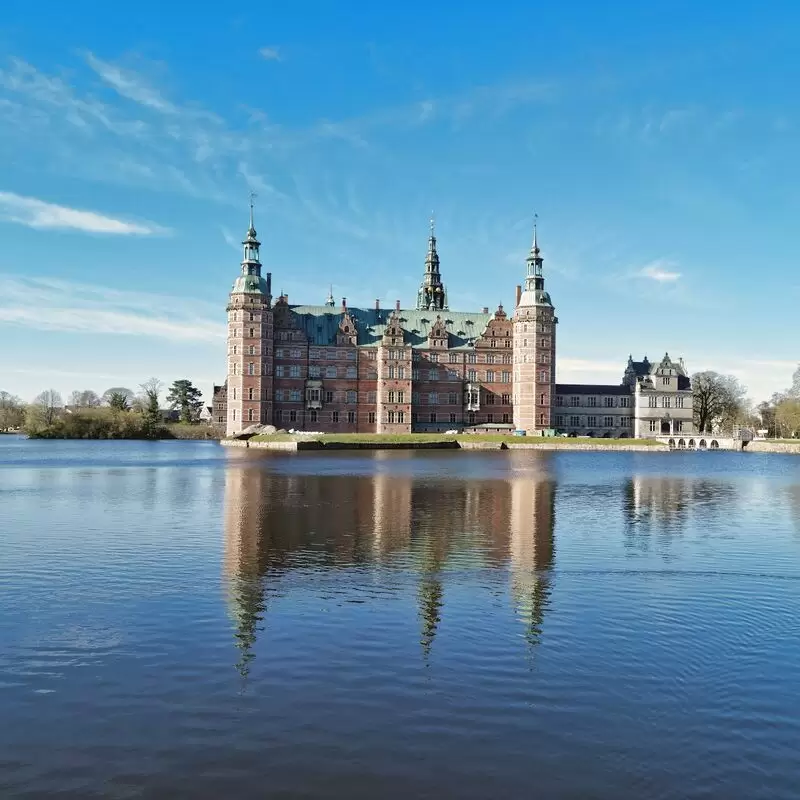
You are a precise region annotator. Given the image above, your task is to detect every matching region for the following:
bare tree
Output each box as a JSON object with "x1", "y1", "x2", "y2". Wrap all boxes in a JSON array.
[
  {"x1": 32, "y1": 389, "x2": 64, "y2": 427},
  {"x1": 692, "y1": 371, "x2": 747, "y2": 433},
  {"x1": 68, "y1": 389, "x2": 101, "y2": 408},
  {"x1": 789, "y1": 364, "x2": 800, "y2": 399},
  {"x1": 0, "y1": 390, "x2": 25, "y2": 431}
]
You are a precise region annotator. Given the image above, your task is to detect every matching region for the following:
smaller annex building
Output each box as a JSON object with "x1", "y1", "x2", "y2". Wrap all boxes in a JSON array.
[{"x1": 554, "y1": 353, "x2": 693, "y2": 439}]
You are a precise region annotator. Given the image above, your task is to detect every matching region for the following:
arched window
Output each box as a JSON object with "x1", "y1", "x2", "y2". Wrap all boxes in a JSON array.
[{"x1": 248, "y1": 362, "x2": 255, "y2": 375}]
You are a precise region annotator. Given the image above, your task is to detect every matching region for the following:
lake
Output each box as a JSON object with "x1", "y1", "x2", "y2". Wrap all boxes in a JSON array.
[{"x1": 2, "y1": 438, "x2": 800, "y2": 799}]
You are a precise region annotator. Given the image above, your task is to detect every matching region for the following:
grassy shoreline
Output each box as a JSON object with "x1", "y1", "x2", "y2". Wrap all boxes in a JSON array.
[{"x1": 241, "y1": 432, "x2": 664, "y2": 449}]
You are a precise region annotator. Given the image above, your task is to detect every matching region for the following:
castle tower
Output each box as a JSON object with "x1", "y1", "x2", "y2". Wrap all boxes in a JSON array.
[
  {"x1": 512, "y1": 216, "x2": 557, "y2": 433},
  {"x1": 226, "y1": 197, "x2": 274, "y2": 436},
  {"x1": 416, "y1": 216, "x2": 448, "y2": 311}
]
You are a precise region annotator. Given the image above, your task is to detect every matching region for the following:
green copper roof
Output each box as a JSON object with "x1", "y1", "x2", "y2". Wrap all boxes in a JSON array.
[
  {"x1": 232, "y1": 275, "x2": 270, "y2": 294},
  {"x1": 286, "y1": 304, "x2": 495, "y2": 348}
]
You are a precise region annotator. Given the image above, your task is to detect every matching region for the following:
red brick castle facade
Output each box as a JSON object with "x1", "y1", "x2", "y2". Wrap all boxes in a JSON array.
[{"x1": 215, "y1": 207, "x2": 557, "y2": 437}]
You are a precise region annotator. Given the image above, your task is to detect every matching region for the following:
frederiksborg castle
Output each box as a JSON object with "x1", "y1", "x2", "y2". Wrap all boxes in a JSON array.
[{"x1": 215, "y1": 208, "x2": 695, "y2": 439}]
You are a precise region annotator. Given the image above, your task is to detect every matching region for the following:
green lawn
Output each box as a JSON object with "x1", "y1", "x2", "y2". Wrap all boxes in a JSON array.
[{"x1": 245, "y1": 432, "x2": 664, "y2": 447}]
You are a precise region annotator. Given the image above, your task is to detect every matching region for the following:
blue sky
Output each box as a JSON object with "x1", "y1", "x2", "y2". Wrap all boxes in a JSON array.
[{"x1": 1, "y1": 0, "x2": 798, "y2": 403}]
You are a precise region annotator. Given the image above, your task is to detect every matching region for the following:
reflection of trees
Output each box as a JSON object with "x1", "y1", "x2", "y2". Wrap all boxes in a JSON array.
[
  {"x1": 788, "y1": 484, "x2": 800, "y2": 535},
  {"x1": 222, "y1": 451, "x2": 559, "y2": 672}
]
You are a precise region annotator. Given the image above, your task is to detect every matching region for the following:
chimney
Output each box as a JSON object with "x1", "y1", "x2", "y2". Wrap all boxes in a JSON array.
[
  {"x1": 515, "y1": 285, "x2": 522, "y2": 307},
  {"x1": 482, "y1": 306, "x2": 489, "y2": 314},
  {"x1": 395, "y1": 299, "x2": 400, "y2": 311},
  {"x1": 375, "y1": 298, "x2": 380, "y2": 310}
]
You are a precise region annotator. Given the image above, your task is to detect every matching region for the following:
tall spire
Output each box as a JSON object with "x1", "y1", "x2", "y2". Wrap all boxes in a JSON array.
[
  {"x1": 417, "y1": 213, "x2": 447, "y2": 310},
  {"x1": 525, "y1": 212, "x2": 544, "y2": 292},
  {"x1": 241, "y1": 195, "x2": 261, "y2": 276},
  {"x1": 325, "y1": 284, "x2": 335, "y2": 307}
]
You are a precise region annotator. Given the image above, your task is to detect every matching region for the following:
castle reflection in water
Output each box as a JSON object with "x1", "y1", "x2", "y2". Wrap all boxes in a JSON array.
[{"x1": 222, "y1": 452, "x2": 556, "y2": 675}]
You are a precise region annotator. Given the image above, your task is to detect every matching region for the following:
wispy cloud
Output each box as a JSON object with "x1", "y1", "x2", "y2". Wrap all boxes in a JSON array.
[
  {"x1": 258, "y1": 46, "x2": 282, "y2": 62},
  {"x1": 84, "y1": 51, "x2": 176, "y2": 114},
  {"x1": 0, "y1": 275, "x2": 223, "y2": 341},
  {"x1": 0, "y1": 191, "x2": 167, "y2": 235},
  {"x1": 636, "y1": 260, "x2": 681, "y2": 282}
]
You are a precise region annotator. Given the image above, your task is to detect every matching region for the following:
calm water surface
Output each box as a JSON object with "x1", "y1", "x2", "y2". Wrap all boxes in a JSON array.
[{"x1": 2, "y1": 438, "x2": 800, "y2": 799}]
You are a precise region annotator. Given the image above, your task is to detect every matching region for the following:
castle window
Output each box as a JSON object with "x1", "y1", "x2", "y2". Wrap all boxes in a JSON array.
[
  {"x1": 397, "y1": 391, "x2": 404, "y2": 403},
  {"x1": 428, "y1": 369, "x2": 439, "y2": 380},
  {"x1": 325, "y1": 391, "x2": 334, "y2": 403},
  {"x1": 233, "y1": 345, "x2": 238, "y2": 355},
  {"x1": 398, "y1": 366, "x2": 405, "y2": 379},
  {"x1": 290, "y1": 390, "x2": 301, "y2": 402},
  {"x1": 347, "y1": 350, "x2": 357, "y2": 361},
  {"x1": 232, "y1": 388, "x2": 237, "y2": 400},
  {"x1": 448, "y1": 392, "x2": 458, "y2": 405},
  {"x1": 449, "y1": 354, "x2": 459, "y2": 363},
  {"x1": 487, "y1": 413, "x2": 494, "y2": 423},
  {"x1": 429, "y1": 392, "x2": 438, "y2": 405},
  {"x1": 486, "y1": 354, "x2": 496, "y2": 364},
  {"x1": 571, "y1": 396, "x2": 580, "y2": 406},
  {"x1": 232, "y1": 410, "x2": 236, "y2": 421},
  {"x1": 649, "y1": 396, "x2": 658, "y2": 408},
  {"x1": 620, "y1": 396, "x2": 630, "y2": 408},
  {"x1": 309, "y1": 348, "x2": 321, "y2": 360},
  {"x1": 569, "y1": 416, "x2": 580, "y2": 427},
  {"x1": 387, "y1": 411, "x2": 395, "y2": 424},
  {"x1": 309, "y1": 365, "x2": 321, "y2": 378},
  {"x1": 326, "y1": 366, "x2": 337, "y2": 378},
  {"x1": 368, "y1": 411, "x2": 376, "y2": 424},
  {"x1": 467, "y1": 353, "x2": 476, "y2": 364},
  {"x1": 467, "y1": 369, "x2": 477, "y2": 382},
  {"x1": 347, "y1": 411, "x2": 356, "y2": 424},
  {"x1": 332, "y1": 411, "x2": 340, "y2": 423},
  {"x1": 412, "y1": 369, "x2": 420, "y2": 380},
  {"x1": 486, "y1": 394, "x2": 495, "y2": 405},
  {"x1": 556, "y1": 415, "x2": 564, "y2": 427},
  {"x1": 486, "y1": 370, "x2": 495, "y2": 382},
  {"x1": 501, "y1": 371, "x2": 511, "y2": 383},
  {"x1": 368, "y1": 391, "x2": 376, "y2": 404},
  {"x1": 309, "y1": 410, "x2": 318, "y2": 423},
  {"x1": 502, "y1": 393, "x2": 510, "y2": 404},
  {"x1": 388, "y1": 366, "x2": 396, "y2": 379},
  {"x1": 291, "y1": 349, "x2": 301, "y2": 359},
  {"x1": 504, "y1": 340, "x2": 511, "y2": 347},
  {"x1": 540, "y1": 413, "x2": 546, "y2": 426},
  {"x1": 503, "y1": 355, "x2": 512, "y2": 365},
  {"x1": 430, "y1": 353, "x2": 439, "y2": 363},
  {"x1": 662, "y1": 377, "x2": 670, "y2": 386},
  {"x1": 450, "y1": 413, "x2": 457, "y2": 424},
  {"x1": 397, "y1": 411, "x2": 405, "y2": 424},
  {"x1": 247, "y1": 409, "x2": 254, "y2": 422},
  {"x1": 248, "y1": 388, "x2": 254, "y2": 401},
  {"x1": 276, "y1": 366, "x2": 284, "y2": 377},
  {"x1": 588, "y1": 415, "x2": 598, "y2": 427},
  {"x1": 663, "y1": 396, "x2": 671, "y2": 408},
  {"x1": 429, "y1": 412, "x2": 437, "y2": 423},
  {"x1": 539, "y1": 369, "x2": 549, "y2": 382},
  {"x1": 539, "y1": 393, "x2": 545, "y2": 405},
  {"x1": 275, "y1": 390, "x2": 284, "y2": 401},
  {"x1": 346, "y1": 366, "x2": 357, "y2": 379},
  {"x1": 289, "y1": 410, "x2": 297, "y2": 423},
  {"x1": 649, "y1": 420, "x2": 658, "y2": 432},
  {"x1": 388, "y1": 391, "x2": 395, "y2": 403},
  {"x1": 249, "y1": 346, "x2": 256, "y2": 356},
  {"x1": 248, "y1": 328, "x2": 254, "y2": 338},
  {"x1": 604, "y1": 397, "x2": 614, "y2": 408},
  {"x1": 249, "y1": 312, "x2": 255, "y2": 321},
  {"x1": 588, "y1": 396, "x2": 597, "y2": 408},
  {"x1": 290, "y1": 365, "x2": 301, "y2": 378},
  {"x1": 676, "y1": 397, "x2": 685, "y2": 408}
]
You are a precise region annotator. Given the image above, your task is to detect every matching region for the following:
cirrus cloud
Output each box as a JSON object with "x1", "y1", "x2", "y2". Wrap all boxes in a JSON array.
[
  {"x1": 0, "y1": 190, "x2": 168, "y2": 235},
  {"x1": 636, "y1": 260, "x2": 681, "y2": 282}
]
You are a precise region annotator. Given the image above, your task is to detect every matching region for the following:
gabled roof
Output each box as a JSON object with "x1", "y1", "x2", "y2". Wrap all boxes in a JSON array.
[{"x1": 286, "y1": 305, "x2": 494, "y2": 349}]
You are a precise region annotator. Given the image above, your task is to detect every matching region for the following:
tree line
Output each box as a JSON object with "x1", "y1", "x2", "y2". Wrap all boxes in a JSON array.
[{"x1": 0, "y1": 379, "x2": 210, "y2": 439}]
